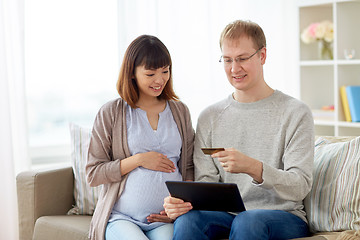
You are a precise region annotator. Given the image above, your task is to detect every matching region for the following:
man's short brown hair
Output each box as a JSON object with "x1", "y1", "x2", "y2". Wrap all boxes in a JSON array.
[{"x1": 219, "y1": 20, "x2": 266, "y2": 50}]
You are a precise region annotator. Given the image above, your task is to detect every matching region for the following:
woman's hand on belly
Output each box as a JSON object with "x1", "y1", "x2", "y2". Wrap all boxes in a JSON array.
[
  {"x1": 121, "y1": 151, "x2": 176, "y2": 175},
  {"x1": 146, "y1": 210, "x2": 174, "y2": 223},
  {"x1": 137, "y1": 152, "x2": 176, "y2": 173}
]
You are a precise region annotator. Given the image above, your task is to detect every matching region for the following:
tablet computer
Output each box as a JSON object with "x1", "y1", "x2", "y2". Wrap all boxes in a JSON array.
[{"x1": 165, "y1": 181, "x2": 246, "y2": 212}]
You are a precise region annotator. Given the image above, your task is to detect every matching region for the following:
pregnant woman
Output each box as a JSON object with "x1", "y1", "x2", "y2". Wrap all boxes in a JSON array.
[{"x1": 86, "y1": 35, "x2": 194, "y2": 240}]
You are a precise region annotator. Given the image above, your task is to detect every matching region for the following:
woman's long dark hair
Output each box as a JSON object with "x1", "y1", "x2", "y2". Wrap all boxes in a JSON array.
[{"x1": 116, "y1": 35, "x2": 178, "y2": 108}]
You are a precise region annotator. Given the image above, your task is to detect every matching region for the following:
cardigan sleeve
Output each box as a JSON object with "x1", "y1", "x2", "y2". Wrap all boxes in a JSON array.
[
  {"x1": 182, "y1": 103, "x2": 195, "y2": 181},
  {"x1": 169, "y1": 100, "x2": 195, "y2": 181},
  {"x1": 86, "y1": 100, "x2": 124, "y2": 187}
]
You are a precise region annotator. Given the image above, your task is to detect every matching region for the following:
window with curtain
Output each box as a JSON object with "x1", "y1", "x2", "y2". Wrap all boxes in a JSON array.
[
  {"x1": 24, "y1": 0, "x2": 119, "y2": 164},
  {"x1": 24, "y1": 0, "x2": 298, "y2": 165}
]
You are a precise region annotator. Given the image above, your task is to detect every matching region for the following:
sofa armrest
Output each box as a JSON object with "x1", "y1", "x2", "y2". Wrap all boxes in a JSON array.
[{"x1": 16, "y1": 166, "x2": 75, "y2": 240}]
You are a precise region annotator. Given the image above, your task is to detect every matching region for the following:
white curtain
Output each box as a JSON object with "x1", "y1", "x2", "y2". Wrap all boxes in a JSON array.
[{"x1": 0, "y1": 0, "x2": 30, "y2": 239}]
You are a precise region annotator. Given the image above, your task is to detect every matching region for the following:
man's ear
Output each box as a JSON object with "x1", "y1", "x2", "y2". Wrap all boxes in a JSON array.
[{"x1": 260, "y1": 47, "x2": 267, "y2": 65}]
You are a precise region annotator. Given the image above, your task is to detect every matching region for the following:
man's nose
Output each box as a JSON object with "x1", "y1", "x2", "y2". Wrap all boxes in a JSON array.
[{"x1": 231, "y1": 61, "x2": 242, "y2": 73}]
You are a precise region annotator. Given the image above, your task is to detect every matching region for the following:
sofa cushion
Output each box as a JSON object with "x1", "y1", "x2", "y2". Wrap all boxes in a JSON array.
[
  {"x1": 305, "y1": 136, "x2": 360, "y2": 233},
  {"x1": 292, "y1": 233, "x2": 337, "y2": 240},
  {"x1": 68, "y1": 123, "x2": 101, "y2": 215},
  {"x1": 33, "y1": 215, "x2": 91, "y2": 240}
]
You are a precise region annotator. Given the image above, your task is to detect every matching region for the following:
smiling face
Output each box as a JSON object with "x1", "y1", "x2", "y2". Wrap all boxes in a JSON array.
[
  {"x1": 221, "y1": 36, "x2": 266, "y2": 94},
  {"x1": 134, "y1": 65, "x2": 170, "y2": 100}
]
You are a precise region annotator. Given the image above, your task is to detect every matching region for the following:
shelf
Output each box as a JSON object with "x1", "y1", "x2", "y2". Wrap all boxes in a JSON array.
[
  {"x1": 337, "y1": 59, "x2": 360, "y2": 65},
  {"x1": 337, "y1": 121, "x2": 360, "y2": 127},
  {"x1": 301, "y1": 60, "x2": 360, "y2": 66},
  {"x1": 298, "y1": 0, "x2": 360, "y2": 136},
  {"x1": 316, "y1": 120, "x2": 360, "y2": 127},
  {"x1": 298, "y1": 0, "x2": 333, "y2": 7},
  {"x1": 298, "y1": 0, "x2": 360, "y2": 7},
  {"x1": 300, "y1": 60, "x2": 334, "y2": 66},
  {"x1": 314, "y1": 120, "x2": 337, "y2": 126}
]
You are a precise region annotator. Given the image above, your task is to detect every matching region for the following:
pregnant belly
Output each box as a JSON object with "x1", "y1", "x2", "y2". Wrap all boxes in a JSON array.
[{"x1": 114, "y1": 167, "x2": 182, "y2": 223}]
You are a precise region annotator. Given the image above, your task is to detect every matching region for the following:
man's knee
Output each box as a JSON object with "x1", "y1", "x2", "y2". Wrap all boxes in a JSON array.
[
  {"x1": 230, "y1": 209, "x2": 271, "y2": 239},
  {"x1": 173, "y1": 211, "x2": 207, "y2": 240},
  {"x1": 232, "y1": 210, "x2": 265, "y2": 229},
  {"x1": 174, "y1": 210, "x2": 202, "y2": 229}
]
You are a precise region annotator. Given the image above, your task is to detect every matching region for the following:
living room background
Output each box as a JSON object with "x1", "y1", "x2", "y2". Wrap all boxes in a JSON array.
[
  {"x1": 0, "y1": 0, "x2": 298, "y2": 239},
  {"x1": 25, "y1": 0, "x2": 298, "y2": 166}
]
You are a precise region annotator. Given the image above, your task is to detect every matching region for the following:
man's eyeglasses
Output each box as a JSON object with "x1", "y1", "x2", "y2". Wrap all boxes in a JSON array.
[{"x1": 219, "y1": 47, "x2": 263, "y2": 65}]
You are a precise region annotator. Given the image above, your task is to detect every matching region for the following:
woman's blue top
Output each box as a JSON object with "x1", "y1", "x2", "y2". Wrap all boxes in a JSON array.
[{"x1": 108, "y1": 102, "x2": 182, "y2": 230}]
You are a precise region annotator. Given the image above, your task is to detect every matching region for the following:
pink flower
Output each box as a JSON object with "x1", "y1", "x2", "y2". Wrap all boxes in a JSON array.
[
  {"x1": 308, "y1": 23, "x2": 319, "y2": 38},
  {"x1": 301, "y1": 20, "x2": 333, "y2": 44}
]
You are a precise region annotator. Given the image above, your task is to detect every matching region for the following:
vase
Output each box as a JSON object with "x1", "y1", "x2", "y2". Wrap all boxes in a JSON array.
[{"x1": 318, "y1": 40, "x2": 333, "y2": 60}]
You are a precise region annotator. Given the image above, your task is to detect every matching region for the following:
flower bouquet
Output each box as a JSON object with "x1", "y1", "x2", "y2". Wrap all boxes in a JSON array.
[{"x1": 301, "y1": 20, "x2": 334, "y2": 60}]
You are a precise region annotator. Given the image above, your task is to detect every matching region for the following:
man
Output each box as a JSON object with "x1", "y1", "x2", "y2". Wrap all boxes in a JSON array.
[{"x1": 163, "y1": 20, "x2": 314, "y2": 240}]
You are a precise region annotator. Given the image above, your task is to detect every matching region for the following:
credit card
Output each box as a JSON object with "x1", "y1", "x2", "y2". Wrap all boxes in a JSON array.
[{"x1": 201, "y1": 148, "x2": 225, "y2": 155}]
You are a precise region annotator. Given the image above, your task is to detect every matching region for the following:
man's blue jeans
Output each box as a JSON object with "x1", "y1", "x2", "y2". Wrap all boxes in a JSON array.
[{"x1": 173, "y1": 209, "x2": 310, "y2": 240}]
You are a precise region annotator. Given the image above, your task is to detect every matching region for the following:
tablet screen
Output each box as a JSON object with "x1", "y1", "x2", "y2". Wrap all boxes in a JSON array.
[{"x1": 165, "y1": 181, "x2": 246, "y2": 212}]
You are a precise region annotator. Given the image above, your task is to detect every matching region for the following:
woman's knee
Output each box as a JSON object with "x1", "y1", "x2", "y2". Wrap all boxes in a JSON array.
[
  {"x1": 105, "y1": 220, "x2": 148, "y2": 240},
  {"x1": 146, "y1": 224, "x2": 174, "y2": 240}
]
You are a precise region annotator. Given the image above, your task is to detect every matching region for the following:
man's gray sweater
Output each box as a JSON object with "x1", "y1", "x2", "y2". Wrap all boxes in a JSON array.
[{"x1": 194, "y1": 90, "x2": 314, "y2": 222}]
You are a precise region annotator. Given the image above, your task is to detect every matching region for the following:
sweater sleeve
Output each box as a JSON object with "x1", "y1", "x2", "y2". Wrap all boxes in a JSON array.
[
  {"x1": 256, "y1": 104, "x2": 314, "y2": 202},
  {"x1": 86, "y1": 100, "x2": 124, "y2": 187}
]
